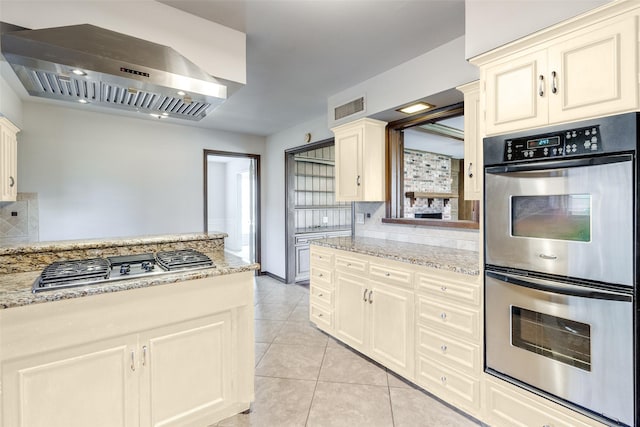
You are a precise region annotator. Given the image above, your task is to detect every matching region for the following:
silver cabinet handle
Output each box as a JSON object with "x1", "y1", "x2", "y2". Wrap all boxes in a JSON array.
[
  {"x1": 131, "y1": 351, "x2": 136, "y2": 372},
  {"x1": 356, "y1": 175, "x2": 361, "y2": 186},
  {"x1": 440, "y1": 312, "x2": 447, "y2": 320},
  {"x1": 385, "y1": 272, "x2": 390, "y2": 277},
  {"x1": 538, "y1": 75, "x2": 545, "y2": 97},
  {"x1": 539, "y1": 253, "x2": 558, "y2": 260},
  {"x1": 551, "y1": 71, "x2": 558, "y2": 94},
  {"x1": 363, "y1": 288, "x2": 368, "y2": 302},
  {"x1": 9, "y1": 176, "x2": 15, "y2": 187},
  {"x1": 318, "y1": 293, "x2": 324, "y2": 297},
  {"x1": 467, "y1": 162, "x2": 473, "y2": 178},
  {"x1": 441, "y1": 345, "x2": 448, "y2": 353},
  {"x1": 318, "y1": 313, "x2": 324, "y2": 317},
  {"x1": 368, "y1": 290, "x2": 373, "y2": 304},
  {"x1": 142, "y1": 345, "x2": 147, "y2": 367},
  {"x1": 318, "y1": 273, "x2": 324, "y2": 277},
  {"x1": 441, "y1": 286, "x2": 447, "y2": 292},
  {"x1": 440, "y1": 376, "x2": 447, "y2": 384}
]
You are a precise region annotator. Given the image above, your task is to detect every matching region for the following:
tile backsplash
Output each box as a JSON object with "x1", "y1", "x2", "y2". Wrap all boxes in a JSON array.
[
  {"x1": 354, "y1": 202, "x2": 479, "y2": 252},
  {"x1": 0, "y1": 193, "x2": 39, "y2": 245}
]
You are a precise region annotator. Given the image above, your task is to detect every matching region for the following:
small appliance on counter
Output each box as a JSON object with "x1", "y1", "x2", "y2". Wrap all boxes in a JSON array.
[{"x1": 32, "y1": 249, "x2": 214, "y2": 293}]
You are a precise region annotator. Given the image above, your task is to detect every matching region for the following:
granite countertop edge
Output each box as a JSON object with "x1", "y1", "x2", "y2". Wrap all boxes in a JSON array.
[
  {"x1": 311, "y1": 237, "x2": 480, "y2": 276},
  {"x1": 0, "y1": 252, "x2": 259, "y2": 310},
  {"x1": 0, "y1": 232, "x2": 228, "y2": 255}
]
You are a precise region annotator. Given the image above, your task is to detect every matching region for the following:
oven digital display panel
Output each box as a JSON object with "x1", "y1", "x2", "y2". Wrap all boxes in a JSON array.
[
  {"x1": 511, "y1": 194, "x2": 591, "y2": 242},
  {"x1": 526, "y1": 135, "x2": 561, "y2": 149},
  {"x1": 511, "y1": 306, "x2": 591, "y2": 371}
]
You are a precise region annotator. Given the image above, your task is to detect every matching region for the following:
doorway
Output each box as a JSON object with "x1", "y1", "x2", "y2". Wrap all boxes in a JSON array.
[{"x1": 203, "y1": 150, "x2": 260, "y2": 267}]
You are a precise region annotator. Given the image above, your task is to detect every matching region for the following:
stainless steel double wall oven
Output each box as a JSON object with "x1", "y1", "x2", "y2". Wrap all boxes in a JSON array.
[{"x1": 483, "y1": 113, "x2": 639, "y2": 426}]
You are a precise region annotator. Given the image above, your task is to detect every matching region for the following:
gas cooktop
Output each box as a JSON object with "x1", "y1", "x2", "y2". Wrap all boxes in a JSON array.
[{"x1": 32, "y1": 249, "x2": 214, "y2": 293}]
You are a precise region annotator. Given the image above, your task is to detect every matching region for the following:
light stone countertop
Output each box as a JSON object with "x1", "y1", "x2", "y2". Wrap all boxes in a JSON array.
[
  {"x1": 311, "y1": 236, "x2": 480, "y2": 276},
  {"x1": 0, "y1": 250, "x2": 259, "y2": 310},
  {"x1": 0, "y1": 232, "x2": 227, "y2": 255}
]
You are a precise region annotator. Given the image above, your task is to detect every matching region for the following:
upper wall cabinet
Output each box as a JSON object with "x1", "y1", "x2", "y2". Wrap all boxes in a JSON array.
[
  {"x1": 474, "y1": 5, "x2": 639, "y2": 136},
  {"x1": 456, "y1": 81, "x2": 482, "y2": 201},
  {"x1": 332, "y1": 118, "x2": 386, "y2": 202},
  {"x1": 0, "y1": 116, "x2": 20, "y2": 202}
]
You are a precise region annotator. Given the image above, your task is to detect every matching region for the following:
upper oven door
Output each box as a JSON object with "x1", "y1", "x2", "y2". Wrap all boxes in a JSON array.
[{"x1": 485, "y1": 154, "x2": 633, "y2": 286}]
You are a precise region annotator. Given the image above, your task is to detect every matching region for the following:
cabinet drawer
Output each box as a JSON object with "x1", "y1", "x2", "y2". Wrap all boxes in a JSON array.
[
  {"x1": 416, "y1": 273, "x2": 479, "y2": 306},
  {"x1": 416, "y1": 356, "x2": 479, "y2": 412},
  {"x1": 335, "y1": 255, "x2": 367, "y2": 274},
  {"x1": 310, "y1": 266, "x2": 333, "y2": 288},
  {"x1": 416, "y1": 326, "x2": 479, "y2": 376},
  {"x1": 310, "y1": 285, "x2": 333, "y2": 307},
  {"x1": 484, "y1": 378, "x2": 598, "y2": 427},
  {"x1": 310, "y1": 247, "x2": 334, "y2": 267},
  {"x1": 370, "y1": 263, "x2": 413, "y2": 289},
  {"x1": 310, "y1": 304, "x2": 332, "y2": 330},
  {"x1": 417, "y1": 296, "x2": 480, "y2": 341}
]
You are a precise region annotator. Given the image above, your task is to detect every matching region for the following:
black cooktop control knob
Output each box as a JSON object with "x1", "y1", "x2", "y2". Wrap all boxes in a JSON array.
[
  {"x1": 141, "y1": 261, "x2": 155, "y2": 272},
  {"x1": 120, "y1": 264, "x2": 131, "y2": 275}
]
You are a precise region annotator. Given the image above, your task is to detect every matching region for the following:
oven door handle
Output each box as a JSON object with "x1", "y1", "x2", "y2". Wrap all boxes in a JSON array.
[
  {"x1": 486, "y1": 270, "x2": 632, "y2": 302},
  {"x1": 485, "y1": 153, "x2": 632, "y2": 174}
]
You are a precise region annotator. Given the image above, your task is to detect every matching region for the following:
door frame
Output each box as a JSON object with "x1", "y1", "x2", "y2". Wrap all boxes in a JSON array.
[
  {"x1": 203, "y1": 150, "x2": 261, "y2": 271},
  {"x1": 284, "y1": 138, "x2": 337, "y2": 284}
]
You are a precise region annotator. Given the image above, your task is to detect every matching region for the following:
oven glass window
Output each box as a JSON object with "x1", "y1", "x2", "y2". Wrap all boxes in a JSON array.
[
  {"x1": 511, "y1": 306, "x2": 591, "y2": 371},
  {"x1": 511, "y1": 194, "x2": 591, "y2": 242}
]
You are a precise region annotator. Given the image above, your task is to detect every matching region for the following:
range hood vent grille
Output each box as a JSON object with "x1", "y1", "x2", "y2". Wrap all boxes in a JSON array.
[{"x1": 29, "y1": 70, "x2": 98, "y2": 101}]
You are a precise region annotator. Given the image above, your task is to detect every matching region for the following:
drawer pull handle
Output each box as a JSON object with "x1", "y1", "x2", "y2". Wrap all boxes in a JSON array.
[
  {"x1": 363, "y1": 288, "x2": 368, "y2": 302},
  {"x1": 131, "y1": 351, "x2": 136, "y2": 372},
  {"x1": 368, "y1": 290, "x2": 373, "y2": 304},
  {"x1": 347, "y1": 263, "x2": 352, "y2": 267},
  {"x1": 9, "y1": 176, "x2": 15, "y2": 187},
  {"x1": 142, "y1": 345, "x2": 147, "y2": 367},
  {"x1": 440, "y1": 312, "x2": 447, "y2": 320},
  {"x1": 385, "y1": 272, "x2": 390, "y2": 277},
  {"x1": 319, "y1": 256, "x2": 323, "y2": 259},
  {"x1": 318, "y1": 293, "x2": 324, "y2": 297},
  {"x1": 318, "y1": 313, "x2": 324, "y2": 317},
  {"x1": 440, "y1": 345, "x2": 447, "y2": 353},
  {"x1": 441, "y1": 286, "x2": 447, "y2": 292},
  {"x1": 318, "y1": 273, "x2": 324, "y2": 277},
  {"x1": 440, "y1": 376, "x2": 447, "y2": 384},
  {"x1": 538, "y1": 74, "x2": 544, "y2": 97},
  {"x1": 551, "y1": 70, "x2": 558, "y2": 94}
]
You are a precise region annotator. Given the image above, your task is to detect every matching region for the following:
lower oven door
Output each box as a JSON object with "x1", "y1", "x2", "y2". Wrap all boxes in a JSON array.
[{"x1": 485, "y1": 270, "x2": 634, "y2": 426}]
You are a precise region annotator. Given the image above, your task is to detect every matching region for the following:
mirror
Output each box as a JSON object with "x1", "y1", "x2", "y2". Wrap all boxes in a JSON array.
[{"x1": 384, "y1": 102, "x2": 479, "y2": 228}]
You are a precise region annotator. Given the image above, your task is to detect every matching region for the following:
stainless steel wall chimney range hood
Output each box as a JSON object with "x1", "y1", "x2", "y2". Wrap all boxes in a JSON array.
[{"x1": 1, "y1": 23, "x2": 238, "y2": 121}]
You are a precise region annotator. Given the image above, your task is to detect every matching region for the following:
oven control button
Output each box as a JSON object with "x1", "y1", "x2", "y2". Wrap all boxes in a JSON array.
[
  {"x1": 543, "y1": 148, "x2": 549, "y2": 155},
  {"x1": 523, "y1": 151, "x2": 528, "y2": 158},
  {"x1": 552, "y1": 148, "x2": 558, "y2": 155},
  {"x1": 591, "y1": 144, "x2": 598, "y2": 151},
  {"x1": 507, "y1": 154, "x2": 512, "y2": 160},
  {"x1": 585, "y1": 130, "x2": 590, "y2": 136},
  {"x1": 507, "y1": 147, "x2": 512, "y2": 153},
  {"x1": 591, "y1": 136, "x2": 597, "y2": 143},
  {"x1": 572, "y1": 131, "x2": 577, "y2": 137},
  {"x1": 584, "y1": 141, "x2": 591, "y2": 149},
  {"x1": 558, "y1": 148, "x2": 563, "y2": 154},
  {"x1": 592, "y1": 127, "x2": 597, "y2": 135},
  {"x1": 566, "y1": 132, "x2": 571, "y2": 139}
]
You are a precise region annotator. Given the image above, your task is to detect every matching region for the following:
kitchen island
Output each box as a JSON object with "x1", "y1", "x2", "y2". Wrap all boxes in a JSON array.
[{"x1": 0, "y1": 233, "x2": 258, "y2": 427}]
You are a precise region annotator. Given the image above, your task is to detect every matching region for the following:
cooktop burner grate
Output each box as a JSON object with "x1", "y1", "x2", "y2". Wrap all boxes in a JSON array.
[
  {"x1": 155, "y1": 249, "x2": 214, "y2": 271},
  {"x1": 38, "y1": 258, "x2": 111, "y2": 287}
]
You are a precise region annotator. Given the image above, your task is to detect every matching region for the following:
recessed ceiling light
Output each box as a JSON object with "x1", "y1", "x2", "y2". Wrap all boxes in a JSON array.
[
  {"x1": 150, "y1": 113, "x2": 168, "y2": 119},
  {"x1": 71, "y1": 69, "x2": 87, "y2": 76},
  {"x1": 161, "y1": 112, "x2": 169, "y2": 116},
  {"x1": 177, "y1": 91, "x2": 186, "y2": 96},
  {"x1": 397, "y1": 102, "x2": 434, "y2": 114},
  {"x1": 78, "y1": 99, "x2": 89, "y2": 104}
]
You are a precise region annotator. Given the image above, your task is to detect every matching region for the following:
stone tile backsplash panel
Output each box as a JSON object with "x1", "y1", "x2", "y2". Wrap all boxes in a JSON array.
[{"x1": 0, "y1": 193, "x2": 39, "y2": 245}]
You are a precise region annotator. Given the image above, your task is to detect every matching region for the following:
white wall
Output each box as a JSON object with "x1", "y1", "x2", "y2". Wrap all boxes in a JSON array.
[
  {"x1": 328, "y1": 36, "x2": 478, "y2": 128},
  {"x1": 464, "y1": 0, "x2": 610, "y2": 59},
  {"x1": 207, "y1": 161, "x2": 226, "y2": 232},
  {"x1": 0, "y1": 0, "x2": 246, "y2": 83},
  {"x1": 262, "y1": 115, "x2": 333, "y2": 279},
  {"x1": 18, "y1": 101, "x2": 264, "y2": 242},
  {"x1": 0, "y1": 63, "x2": 23, "y2": 127},
  {"x1": 224, "y1": 158, "x2": 250, "y2": 251}
]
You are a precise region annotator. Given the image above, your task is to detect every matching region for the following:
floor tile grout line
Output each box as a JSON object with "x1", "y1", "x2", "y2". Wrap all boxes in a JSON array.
[{"x1": 304, "y1": 335, "x2": 329, "y2": 426}]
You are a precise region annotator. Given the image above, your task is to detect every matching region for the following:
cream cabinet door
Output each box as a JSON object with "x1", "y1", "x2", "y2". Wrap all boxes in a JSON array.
[
  {"x1": 547, "y1": 14, "x2": 638, "y2": 123},
  {"x1": 0, "y1": 117, "x2": 19, "y2": 202},
  {"x1": 140, "y1": 312, "x2": 233, "y2": 427},
  {"x1": 484, "y1": 49, "x2": 548, "y2": 135},
  {"x1": 457, "y1": 81, "x2": 482, "y2": 200},
  {"x1": 368, "y1": 281, "x2": 414, "y2": 378},
  {"x1": 334, "y1": 272, "x2": 368, "y2": 351},
  {"x1": 2, "y1": 337, "x2": 139, "y2": 427},
  {"x1": 334, "y1": 125, "x2": 363, "y2": 201}
]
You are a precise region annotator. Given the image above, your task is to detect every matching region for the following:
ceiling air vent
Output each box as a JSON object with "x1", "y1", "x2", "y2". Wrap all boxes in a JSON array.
[{"x1": 334, "y1": 97, "x2": 365, "y2": 121}]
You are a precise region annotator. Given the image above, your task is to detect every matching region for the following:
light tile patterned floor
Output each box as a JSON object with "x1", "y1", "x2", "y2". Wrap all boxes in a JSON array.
[{"x1": 215, "y1": 275, "x2": 482, "y2": 427}]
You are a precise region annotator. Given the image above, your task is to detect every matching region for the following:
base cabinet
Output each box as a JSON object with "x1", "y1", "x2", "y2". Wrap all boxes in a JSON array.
[{"x1": 1, "y1": 273, "x2": 254, "y2": 427}]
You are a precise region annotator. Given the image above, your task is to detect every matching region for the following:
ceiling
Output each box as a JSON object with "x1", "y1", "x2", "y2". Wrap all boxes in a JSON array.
[{"x1": 157, "y1": 0, "x2": 466, "y2": 136}]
